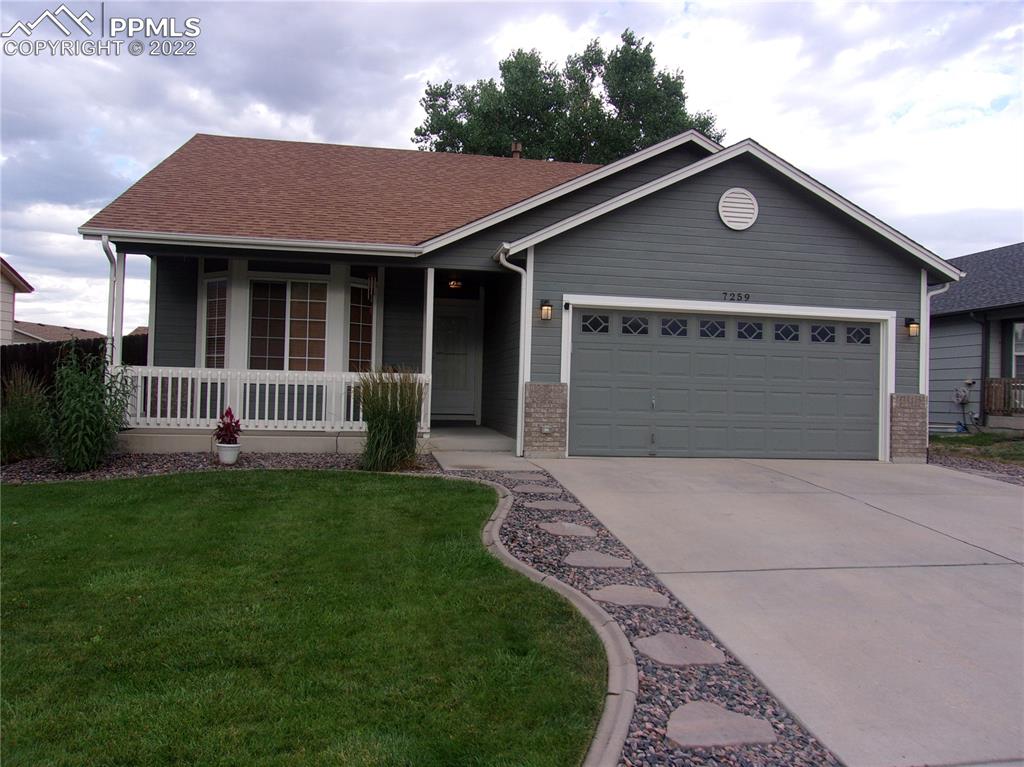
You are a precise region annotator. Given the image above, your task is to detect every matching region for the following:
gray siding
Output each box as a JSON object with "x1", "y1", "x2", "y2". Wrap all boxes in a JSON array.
[
  {"x1": 530, "y1": 155, "x2": 923, "y2": 393},
  {"x1": 480, "y1": 274, "x2": 520, "y2": 436},
  {"x1": 152, "y1": 255, "x2": 198, "y2": 366},
  {"x1": 928, "y1": 316, "x2": 982, "y2": 427},
  {"x1": 421, "y1": 144, "x2": 710, "y2": 271},
  {"x1": 381, "y1": 268, "x2": 424, "y2": 370}
]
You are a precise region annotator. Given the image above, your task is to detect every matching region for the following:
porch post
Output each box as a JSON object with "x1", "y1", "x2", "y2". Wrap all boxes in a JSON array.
[
  {"x1": 111, "y1": 248, "x2": 126, "y2": 365},
  {"x1": 225, "y1": 258, "x2": 249, "y2": 416},
  {"x1": 422, "y1": 268, "x2": 434, "y2": 426}
]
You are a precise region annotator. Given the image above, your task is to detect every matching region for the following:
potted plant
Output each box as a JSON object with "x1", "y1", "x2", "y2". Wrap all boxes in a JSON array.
[{"x1": 214, "y1": 407, "x2": 242, "y2": 465}]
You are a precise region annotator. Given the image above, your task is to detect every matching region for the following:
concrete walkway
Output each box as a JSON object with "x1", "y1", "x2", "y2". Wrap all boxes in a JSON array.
[{"x1": 535, "y1": 458, "x2": 1024, "y2": 767}]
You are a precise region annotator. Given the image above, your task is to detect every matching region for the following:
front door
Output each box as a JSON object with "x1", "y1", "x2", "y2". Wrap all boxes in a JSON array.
[{"x1": 431, "y1": 300, "x2": 482, "y2": 421}]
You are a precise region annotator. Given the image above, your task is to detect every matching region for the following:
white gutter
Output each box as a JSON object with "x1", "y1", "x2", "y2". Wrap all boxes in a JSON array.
[
  {"x1": 101, "y1": 235, "x2": 116, "y2": 362},
  {"x1": 920, "y1": 279, "x2": 953, "y2": 396},
  {"x1": 494, "y1": 242, "x2": 527, "y2": 457},
  {"x1": 80, "y1": 228, "x2": 422, "y2": 258}
]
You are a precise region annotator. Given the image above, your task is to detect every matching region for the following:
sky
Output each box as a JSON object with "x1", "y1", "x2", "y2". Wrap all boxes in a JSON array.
[{"x1": 1, "y1": 0, "x2": 1022, "y2": 333}]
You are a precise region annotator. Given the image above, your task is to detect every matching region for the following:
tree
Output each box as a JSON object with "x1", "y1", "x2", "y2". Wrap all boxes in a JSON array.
[{"x1": 412, "y1": 30, "x2": 724, "y2": 164}]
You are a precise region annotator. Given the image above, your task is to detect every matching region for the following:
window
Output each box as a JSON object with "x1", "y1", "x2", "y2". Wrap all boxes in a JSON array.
[
  {"x1": 737, "y1": 321, "x2": 763, "y2": 340},
  {"x1": 661, "y1": 317, "x2": 687, "y2": 337},
  {"x1": 699, "y1": 319, "x2": 726, "y2": 339},
  {"x1": 349, "y1": 284, "x2": 373, "y2": 372},
  {"x1": 774, "y1": 323, "x2": 799, "y2": 342},
  {"x1": 581, "y1": 314, "x2": 609, "y2": 333},
  {"x1": 1013, "y1": 322, "x2": 1024, "y2": 377},
  {"x1": 621, "y1": 316, "x2": 649, "y2": 335},
  {"x1": 248, "y1": 280, "x2": 326, "y2": 371},
  {"x1": 846, "y1": 325, "x2": 872, "y2": 345},
  {"x1": 204, "y1": 279, "x2": 227, "y2": 368},
  {"x1": 811, "y1": 324, "x2": 836, "y2": 343}
]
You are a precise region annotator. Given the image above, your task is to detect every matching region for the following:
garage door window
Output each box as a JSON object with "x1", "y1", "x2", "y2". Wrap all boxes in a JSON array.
[
  {"x1": 811, "y1": 324, "x2": 836, "y2": 343},
  {"x1": 661, "y1": 317, "x2": 688, "y2": 337},
  {"x1": 737, "y1": 321, "x2": 763, "y2": 340},
  {"x1": 581, "y1": 314, "x2": 609, "y2": 334},
  {"x1": 846, "y1": 326, "x2": 872, "y2": 345},
  {"x1": 622, "y1": 316, "x2": 649, "y2": 335},
  {"x1": 774, "y1": 322, "x2": 799, "y2": 342},
  {"x1": 700, "y1": 319, "x2": 726, "y2": 338}
]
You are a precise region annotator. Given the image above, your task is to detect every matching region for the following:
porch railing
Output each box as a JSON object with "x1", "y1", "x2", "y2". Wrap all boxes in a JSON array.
[
  {"x1": 121, "y1": 366, "x2": 431, "y2": 432},
  {"x1": 984, "y1": 377, "x2": 1024, "y2": 417}
]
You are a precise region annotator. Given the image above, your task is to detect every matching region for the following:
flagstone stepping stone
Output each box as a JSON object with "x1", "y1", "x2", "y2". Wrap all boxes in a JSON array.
[
  {"x1": 633, "y1": 632, "x2": 726, "y2": 666},
  {"x1": 526, "y1": 500, "x2": 580, "y2": 511},
  {"x1": 666, "y1": 701, "x2": 777, "y2": 748},
  {"x1": 504, "y1": 472, "x2": 548, "y2": 481},
  {"x1": 564, "y1": 550, "x2": 631, "y2": 568},
  {"x1": 538, "y1": 521, "x2": 596, "y2": 537},
  {"x1": 512, "y1": 484, "x2": 561, "y2": 495},
  {"x1": 589, "y1": 584, "x2": 670, "y2": 608}
]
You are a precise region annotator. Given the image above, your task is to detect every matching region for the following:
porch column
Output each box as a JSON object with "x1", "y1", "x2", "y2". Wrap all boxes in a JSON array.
[
  {"x1": 422, "y1": 268, "x2": 434, "y2": 424},
  {"x1": 226, "y1": 258, "x2": 249, "y2": 370},
  {"x1": 326, "y1": 263, "x2": 347, "y2": 372},
  {"x1": 111, "y1": 248, "x2": 126, "y2": 365}
]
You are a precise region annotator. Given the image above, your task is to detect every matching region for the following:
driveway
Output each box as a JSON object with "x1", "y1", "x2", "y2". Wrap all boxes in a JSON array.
[{"x1": 534, "y1": 458, "x2": 1024, "y2": 767}]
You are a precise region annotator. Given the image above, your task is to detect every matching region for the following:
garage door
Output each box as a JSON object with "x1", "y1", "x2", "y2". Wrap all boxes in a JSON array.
[{"x1": 569, "y1": 310, "x2": 880, "y2": 459}]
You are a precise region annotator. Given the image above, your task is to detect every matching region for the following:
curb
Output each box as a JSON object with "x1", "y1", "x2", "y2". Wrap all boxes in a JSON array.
[{"x1": 474, "y1": 478, "x2": 636, "y2": 767}]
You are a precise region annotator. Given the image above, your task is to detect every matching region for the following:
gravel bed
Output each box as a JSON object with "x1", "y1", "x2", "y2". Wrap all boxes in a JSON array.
[
  {"x1": 927, "y1": 451, "x2": 1024, "y2": 486},
  {"x1": 445, "y1": 467, "x2": 840, "y2": 767},
  {"x1": 1, "y1": 452, "x2": 440, "y2": 485}
]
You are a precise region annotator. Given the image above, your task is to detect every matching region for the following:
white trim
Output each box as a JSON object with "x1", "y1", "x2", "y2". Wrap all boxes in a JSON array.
[
  {"x1": 80, "y1": 227, "x2": 421, "y2": 258},
  {"x1": 419, "y1": 131, "x2": 721, "y2": 254},
  {"x1": 558, "y1": 294, "x2": 897, "y2": 461},
  {"x1": 507, "y1": 140, "x2": 963, "y2": 282},
  {"x1": 147, "y1": 256, "x2": 156, "y2": 365},
  {"x1": 422, "y1": 268, "x2": 435, "y2": 422}
]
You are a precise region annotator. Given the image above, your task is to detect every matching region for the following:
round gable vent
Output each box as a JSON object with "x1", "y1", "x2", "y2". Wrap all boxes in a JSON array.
[{"x1": 718, "y1": 187, "x2": 758, "y2": 230}]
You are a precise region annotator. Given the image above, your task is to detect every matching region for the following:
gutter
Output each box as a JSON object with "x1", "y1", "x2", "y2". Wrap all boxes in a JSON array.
[
  {"x1": 494, "y1": 242, "x2": 527, "y2": 457},
  {"x1": 101, "y1": 235, "x2": 116, "y2": 361}
]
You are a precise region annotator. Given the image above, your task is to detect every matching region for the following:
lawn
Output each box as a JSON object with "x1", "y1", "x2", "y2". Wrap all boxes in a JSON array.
[
  {"x1": 929, "y1": 432, "x2": 1024, "y2": 466},
  {"x1": 1, "y1": 471, "x2": 605, "y2": 767}
]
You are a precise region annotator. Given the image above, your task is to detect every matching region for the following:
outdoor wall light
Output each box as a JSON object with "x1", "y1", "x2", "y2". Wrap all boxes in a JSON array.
[
  {"x1": 540, "y1": 300, "x2": 553, "y2": 321},
  {"x1": 448, "y1": 275, "x2": 462, "y2": 290},
  {"x1": 905, "y1": 317, "x2": 920, "y2": 337}
]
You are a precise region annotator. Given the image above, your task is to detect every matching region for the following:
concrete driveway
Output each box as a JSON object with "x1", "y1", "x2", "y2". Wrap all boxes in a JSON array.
[{"x1": 534, "y1": 458, "x2": 1024, "y2": 767}]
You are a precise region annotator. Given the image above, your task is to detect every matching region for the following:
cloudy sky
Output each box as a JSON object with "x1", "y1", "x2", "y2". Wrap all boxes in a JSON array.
[{"x1": 2, "y1": 0, "x2": 1022, "y2": 333}]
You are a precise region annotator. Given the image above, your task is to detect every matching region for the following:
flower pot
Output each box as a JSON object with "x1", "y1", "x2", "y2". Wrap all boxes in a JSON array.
[{"x1": 215, "y1": 442, "x2": 241, "y2": 466}]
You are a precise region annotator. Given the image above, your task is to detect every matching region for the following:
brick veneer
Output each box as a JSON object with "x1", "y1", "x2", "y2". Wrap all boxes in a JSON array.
[
  {"x1": 890, "y1": 393, "x2": 927, "y2": 463},
  {"x1": 523, "y1": 382, "x2": 568, "y2": 458}
]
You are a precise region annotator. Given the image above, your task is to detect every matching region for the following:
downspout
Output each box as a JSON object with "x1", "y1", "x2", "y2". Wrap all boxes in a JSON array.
[
  {"x1": 494, "y1": 242, "x2": 527, "y2": 456},
  {"x1": 101, "y1": 235, "x2": 116, "y2": 364}
]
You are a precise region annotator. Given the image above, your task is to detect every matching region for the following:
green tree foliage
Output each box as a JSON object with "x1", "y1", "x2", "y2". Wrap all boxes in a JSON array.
[{"x1": 413, "y1": 30, "x2": 724, "y2": 164}]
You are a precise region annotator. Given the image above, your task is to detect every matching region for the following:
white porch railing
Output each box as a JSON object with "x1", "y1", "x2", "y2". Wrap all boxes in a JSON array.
[{"x1": 121, "y1": 366, "x2": 431, "y2": 432}]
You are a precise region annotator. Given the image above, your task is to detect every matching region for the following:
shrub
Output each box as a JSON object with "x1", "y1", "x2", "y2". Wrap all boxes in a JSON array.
[
  {"x1": 48, "y1": 346, "x2": 134, "y2": 472},
  {"x1": 359, "y1": 370, "x2": 425, "y2": 472},
  {"x1": 214, "y1": 407, "x2": 241, "y2": 445},
  {"x1": 0, "y1": 366, "x2": 50, "y2": 464}
]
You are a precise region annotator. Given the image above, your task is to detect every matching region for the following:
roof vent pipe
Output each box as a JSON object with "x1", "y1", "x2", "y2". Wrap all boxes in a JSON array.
[{"x1": 510, "y1": 141, "x2": 523, "y2": 160}]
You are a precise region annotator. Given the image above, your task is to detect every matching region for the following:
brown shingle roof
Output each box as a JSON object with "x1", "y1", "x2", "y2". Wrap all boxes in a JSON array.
[
  {"x1": 13, "y1": 321, "x2": 104, "y2": 342},
  {"x1": 82, "y1": 134, "x2": 601, "y2": 246}
]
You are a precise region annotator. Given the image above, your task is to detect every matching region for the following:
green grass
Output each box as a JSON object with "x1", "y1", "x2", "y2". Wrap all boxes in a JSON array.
[
  {"x1": 929, "y1": 431, "x2": 1024, "y2": 465},
  {"x1": 1, "y1": 471, "x2": 605, "y2": 767}
]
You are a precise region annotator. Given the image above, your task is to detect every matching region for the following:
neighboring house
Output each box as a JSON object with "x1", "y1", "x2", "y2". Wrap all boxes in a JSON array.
[
  {"x1": 128, "y1": 326, "x2": 149, "y2": 336},
  {"x1": 80, "y1": 131, "x2": 962, "y2": 461},
  {"x1": 1, "y1": 257, "x2": 34, "y2": 345},
  {"x1": 928, "y1": 242, "x2": 1024, "y2": 431},
  {"x1": 10, "y1": 321, "x2": 104, "y2": 344}
]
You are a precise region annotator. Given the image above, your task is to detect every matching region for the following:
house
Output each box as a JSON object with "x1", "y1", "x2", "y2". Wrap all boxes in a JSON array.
[
  {"x1": 10, "y1": 321, "x2": 104, "y2": 344},
  {"x1": 1, "y1": 257, "x2": 34, "y2": 345},
  {"x1": 928, "y1": 242, "x2": 1024, "y2": 431},
  {"x1": 79, "y1": 131, "x2": 962, "y2": 461},
  {"x1": 127, "y1": 326, "x2": 149, "y2": 336}
]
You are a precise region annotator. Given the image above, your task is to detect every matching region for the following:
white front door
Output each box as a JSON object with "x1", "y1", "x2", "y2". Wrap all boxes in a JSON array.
[{"x1": 431, "y1": 300, "x2": 482, "y2": 421}]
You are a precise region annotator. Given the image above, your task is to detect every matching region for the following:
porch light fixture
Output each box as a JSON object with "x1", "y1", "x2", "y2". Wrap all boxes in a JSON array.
[
  {"x1": 448, "y1": 275, "x2": 462, "y2": 290},
  {"x1": 540, "y1": 300, "x2": 553, "y2": 321},
  {"x1": 905, "y1": 317, "x2": 920, "y2": 337}
]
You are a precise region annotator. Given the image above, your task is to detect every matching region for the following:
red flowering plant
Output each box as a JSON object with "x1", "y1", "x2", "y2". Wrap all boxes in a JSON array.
[{"x1": 214, "y1": 407, "x2": 241, "y2": 445}]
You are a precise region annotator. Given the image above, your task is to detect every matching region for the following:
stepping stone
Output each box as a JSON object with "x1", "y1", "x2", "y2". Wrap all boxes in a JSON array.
[
  {"x1": 633, "y1": 632, "x2": 726, "y2": 666},
  {"x1": 512, "y1": 484, "x2": 561, "y2": 495},
  {"x1": 504, "y1": 472, "x2": 548, "y2": 481},
  {"x1": 564, "y1": 550, "x2": 631, "y2": 568},
  {"x1": 526, "y1": 500, "x2": 580, "y2": 511},
  {"x1": 666, "y1": 701, "x2": 776, "y2": 748},
  {"x1": 538, "y1": 521, "x2": 596, "y2": 538},
  {"x1": 589, "y1": 584, "x2": 670, "y2": 608}
]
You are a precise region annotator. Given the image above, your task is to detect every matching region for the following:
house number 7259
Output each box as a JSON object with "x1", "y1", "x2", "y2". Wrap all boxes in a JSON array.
[{"x1": 722, "y1": 292, "x2": 751, "y2": 302}]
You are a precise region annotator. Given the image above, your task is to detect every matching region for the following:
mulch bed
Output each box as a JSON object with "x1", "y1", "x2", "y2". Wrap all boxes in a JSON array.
[
  {"x1": 1, "y1": 452, "x2": 440, "y2": 485},
  {"x1": 927, "y1": 451, "x2": 1024, "y2": 486},
  {"x1": 446, "y1": 467, "x2": 840, "y2": 767}
]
